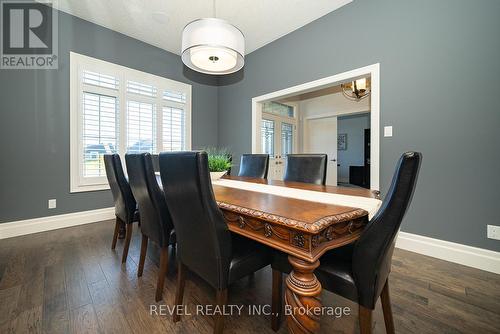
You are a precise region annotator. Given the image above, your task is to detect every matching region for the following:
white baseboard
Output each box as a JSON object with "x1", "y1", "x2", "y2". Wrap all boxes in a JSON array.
[
  {"x1": 0, "y1": 207, "x2": 115, "y2": 240},
  {"x1": 396, "y1": 231, "x2": 500, "y2": 275},
  {"x1": 1, "y1": 209, "x2": 499, "y2": 275}
]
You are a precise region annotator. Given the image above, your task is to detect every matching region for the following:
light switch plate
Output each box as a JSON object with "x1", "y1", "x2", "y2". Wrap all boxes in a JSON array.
[
  {"x1": 487, "y1": 225, "x2": 500, "y2": 240},
  {"x1": 384, "y1": 126, "x2": 393, "y2": 137},
  {"x1": 48, "y1": 199, "x2": 57, "y2": 209}
]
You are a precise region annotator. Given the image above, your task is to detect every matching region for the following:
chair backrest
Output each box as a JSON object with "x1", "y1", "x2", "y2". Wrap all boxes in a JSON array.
[
  {"x1": 159, "y1": 151, "x2": 232, "y2": 289},
  {"x1": 125, "y1": 153, "x2": 173, "y2": 247},
  {"x1": 151, "y1": 154, "x2": 160, "y2": 173},
  {"x1": 104, "y1": 154, "x2": 136, "y2": 224},
  {"x1": 238, "y1": 154, "x2": 270, "y2": 178},
  {"x1": 283, "y1": 154, "x2": 327, "y2": 185},
  {"x1": 352, "y1": 152, "x2": 422, "y2": 309}
]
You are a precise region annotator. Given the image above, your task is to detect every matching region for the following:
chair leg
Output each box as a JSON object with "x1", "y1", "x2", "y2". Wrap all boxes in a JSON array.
[
  {"x1": 173, "y1": 262, "x2": 187, "y2": 323},
  {"x1": 111, "y1": 217, "x2": 120, "y2": 250},
  {"x1": 271, "y1": 269, "x2": 282, "y2": 331},
  {"x1": 381, "y1": 279, "x2": 395, "y2": 334},
  {"x1": 121, "y1": 223, "x2": 133, "y2": 263},
  {"x1": 359, "y1": 305, "x2": 373, "y2": 334},
  {"x1": 155, "y1": 246, "x2": 169, "y2": 302},
  {"x1": 137, "y1": 234, "x2": 148, "y2": 277},
  {"x1": 214, "y1": 288, "x2": 228, "y2": 334}
]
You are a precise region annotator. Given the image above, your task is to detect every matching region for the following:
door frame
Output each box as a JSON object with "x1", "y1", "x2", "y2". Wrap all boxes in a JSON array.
[{"x1": 251, "y1": 63, "x2": 380, "y2": 190}]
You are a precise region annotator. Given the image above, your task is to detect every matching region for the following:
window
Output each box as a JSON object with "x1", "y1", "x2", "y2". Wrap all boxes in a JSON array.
[
  {"x1": 70, "y1": 52, "x2": 191, "y2": 192},
  {"x1": 281, "y1": 122, "x2": 294, "y2": 156},
  {"x1": 261, "y1": 119, "x2": 275, "y2": 157},
  {"x1": 262, "y1": 102, "x2": 294, "y2": 118}
]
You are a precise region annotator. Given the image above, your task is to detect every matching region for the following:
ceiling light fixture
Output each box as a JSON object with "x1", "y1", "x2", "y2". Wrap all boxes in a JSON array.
[
  {"x1": 181, "y1": 0, "x2": 244, "y2": 75},
  {"x1": 341, "y1": 78, "x2": 371, "y2": 101}
]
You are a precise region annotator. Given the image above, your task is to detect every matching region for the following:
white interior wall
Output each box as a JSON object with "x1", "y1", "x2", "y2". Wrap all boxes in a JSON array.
[{"x1": 297, "y1": 92, "x2": 370, "y2": 152}]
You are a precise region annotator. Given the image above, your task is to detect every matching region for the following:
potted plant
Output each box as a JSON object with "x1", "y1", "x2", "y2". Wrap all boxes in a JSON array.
[{"x1": 205, "y1": 147, "x2": 232, "y2": 181}]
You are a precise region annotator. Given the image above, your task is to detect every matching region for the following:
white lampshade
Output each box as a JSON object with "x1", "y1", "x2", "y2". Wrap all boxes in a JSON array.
[{"x1": 181, "y1": 18, "x2": 245, "y2": 75}]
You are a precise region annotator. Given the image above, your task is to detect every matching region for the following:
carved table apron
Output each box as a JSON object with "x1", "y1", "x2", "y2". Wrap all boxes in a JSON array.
[{"x1": 212, "y1": 176, "x2": 380, "y2": 334}]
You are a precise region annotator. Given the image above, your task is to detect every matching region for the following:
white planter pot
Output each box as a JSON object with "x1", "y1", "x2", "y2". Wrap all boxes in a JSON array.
[{"x1": 210, "y1": 171, "x2": 227, "y2": 181}]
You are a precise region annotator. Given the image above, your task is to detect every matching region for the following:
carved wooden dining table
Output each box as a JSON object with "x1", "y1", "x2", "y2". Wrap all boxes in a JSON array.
[{"x1": 209, "y1": 175, "x2": 379, "y2": 334}]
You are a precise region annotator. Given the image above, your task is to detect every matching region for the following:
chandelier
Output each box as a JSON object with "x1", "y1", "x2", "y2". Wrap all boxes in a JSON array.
[
  {"x1": 181, "y1": 0, "x2": 244, "y2": 75},
  {"x1": 341, "y1": 78, "x2": 371, "y2": 101}
]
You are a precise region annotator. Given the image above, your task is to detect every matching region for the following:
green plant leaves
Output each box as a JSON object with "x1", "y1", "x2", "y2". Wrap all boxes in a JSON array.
[{"x1": 203, "y1": 146, "x2": 232, "y2": 172}]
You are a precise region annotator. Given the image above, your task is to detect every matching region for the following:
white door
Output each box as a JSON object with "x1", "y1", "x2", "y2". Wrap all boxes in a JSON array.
[
  {"x1": 279, "y1": 121, "x2": 295, "y2": 179},
  {"x1": 261, "y1": 118, "x2": 279, "y2": 179},
  {"x1": 261, "y1": 115, "x2": 296, "y2": 180},
  {"x1": 305, "y1": 117, "x2": 338, "y2": 185}
]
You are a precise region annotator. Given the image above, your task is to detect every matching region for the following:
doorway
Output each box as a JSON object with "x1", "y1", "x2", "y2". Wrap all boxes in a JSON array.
[
  {"x1": 251, "y1": 64, "x2": 380, "y2": 190},
  {"x1": 259, "y1": 90, "x2": 371, "y2": 187},
  {"x1": 336, "y1": 114, "x2": 371, "y2": 188},
  {"x1": 300, "y1": 98, "x2": 370, "y2": 187},
  {"x1": 304, "y1": 116, "x2": 338, "y2": 185}
]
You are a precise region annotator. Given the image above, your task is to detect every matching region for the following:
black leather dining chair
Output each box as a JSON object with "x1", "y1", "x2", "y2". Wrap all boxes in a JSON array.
[
  {"x1": 283, "y1": 154, "x2": 327, "y2": 185},
  {"x1": 151, "y1": 154, "x2": 160, "y2": 173},
  {"x1": 104, "y1": 154, "x2": 139, "y2": 263},
  {"x1": 125, "y1": 153, "x2": 176, "y2": 301},
  {"x1": 159, "y1": 151, "x2": 272, "y2": 334},
  {"x1": 238, "y1": 154, "x2": 270, "y2": 178},
  {"x1": 271, "y1": 152, "x2": 422, "y2": 334}
]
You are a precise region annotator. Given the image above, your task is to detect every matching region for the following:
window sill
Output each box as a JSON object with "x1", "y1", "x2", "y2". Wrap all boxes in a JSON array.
[{"x1": 70, "y1": 184, "x2": 110, "y2": 193}]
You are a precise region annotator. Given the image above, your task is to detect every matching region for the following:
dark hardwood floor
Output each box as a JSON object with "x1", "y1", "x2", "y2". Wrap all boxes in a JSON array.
[{"x1": 0, "y1": 221, "x2": 499, "y2": 333}]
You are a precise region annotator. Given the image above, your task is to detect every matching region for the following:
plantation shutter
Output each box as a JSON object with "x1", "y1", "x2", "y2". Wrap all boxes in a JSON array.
[
  {"x1": 126, "y1": 81, "x2": 157, "y2": 154},
  {"x1": 162, "y1": 106, "x2": 185, "y2": 151},
  {"x1": 80, "y1": 71, "x2": 119, "y2": 179}
]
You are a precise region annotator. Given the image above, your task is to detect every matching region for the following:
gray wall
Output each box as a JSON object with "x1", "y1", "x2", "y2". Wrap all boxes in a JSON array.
[
  {"x1": 0, "y1": 9, "x2": 218, "y2": 222},
  {"x1": 218, "y1": 0, "x2": 500, "y2": 251},
  {"x1": 337, "y1": 113, "x2": 370, "y2": 182}
]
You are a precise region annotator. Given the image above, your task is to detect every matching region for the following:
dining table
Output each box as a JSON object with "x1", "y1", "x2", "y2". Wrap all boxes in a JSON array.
[{"x1": 156, "y1": 173, "x2": 381, "y2": 333}]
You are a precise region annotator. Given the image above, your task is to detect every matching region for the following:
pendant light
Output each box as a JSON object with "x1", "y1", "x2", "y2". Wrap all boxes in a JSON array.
[
  {"x1": 181, "y1": 0, "x2": 245, "y2": 75},
  {"x1": 341, "y1": 78, "x2": 371, "y2": 101}
]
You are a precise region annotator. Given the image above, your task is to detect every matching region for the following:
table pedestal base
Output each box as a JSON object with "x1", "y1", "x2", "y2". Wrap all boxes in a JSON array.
[{"x1": 285, "y1": 256, "x2": 322, "y2": 333}]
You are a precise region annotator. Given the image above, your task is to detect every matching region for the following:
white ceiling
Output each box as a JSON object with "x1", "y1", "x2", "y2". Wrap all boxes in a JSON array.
[{"x1": 49, "y1": 0, "x2": 352, "y2": 55}]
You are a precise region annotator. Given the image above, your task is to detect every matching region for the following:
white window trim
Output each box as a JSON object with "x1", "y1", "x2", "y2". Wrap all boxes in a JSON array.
[{"x1": 70, "y1": 52, "x2": 192, "y2": 193}]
